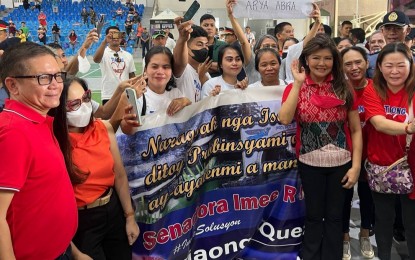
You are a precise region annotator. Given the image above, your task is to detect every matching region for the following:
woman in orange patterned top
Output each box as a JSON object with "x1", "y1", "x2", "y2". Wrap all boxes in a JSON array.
[{"x1": 52, "y1": 77, "x2": 139, "y2": 259}]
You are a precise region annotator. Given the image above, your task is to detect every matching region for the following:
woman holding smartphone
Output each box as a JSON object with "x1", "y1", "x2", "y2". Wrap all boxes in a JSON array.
[
  {"x1": 51, "y1": 77, "x2": 140, "y2": 259},
  {"x1": 279, "y1": 34, "x2": 362, "y2": 259},
  {"x1": 121, "y1": 46, "x2": 191, "y2": 134}
]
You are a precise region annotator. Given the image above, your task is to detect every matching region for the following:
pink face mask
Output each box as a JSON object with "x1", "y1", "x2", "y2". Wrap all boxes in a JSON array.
[{"x1": 310, "y1": 94, "x2": 346, "y2": 109}]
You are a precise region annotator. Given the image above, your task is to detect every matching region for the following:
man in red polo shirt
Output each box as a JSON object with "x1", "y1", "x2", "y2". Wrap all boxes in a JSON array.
[{"x1": 0, "y1": 42, "x2": 78, "y2": 259}]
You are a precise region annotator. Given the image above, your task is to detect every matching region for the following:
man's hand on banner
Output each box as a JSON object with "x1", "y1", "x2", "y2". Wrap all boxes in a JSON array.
[{"x1": 167, "y1": 97, "x2": 192, "y2": 116}]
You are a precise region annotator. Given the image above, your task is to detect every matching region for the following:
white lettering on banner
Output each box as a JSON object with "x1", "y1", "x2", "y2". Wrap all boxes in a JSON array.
[
  {"x1": 195, "y1": 220, "x2": 242, "y2": 236},
  {"x1": 233, "y1": 0, "x2": 314, "y2": 19},
  {"x1": 259, "y1": 222, "x2": 304, "y2": 241},
  {"x1": 185, "y1": 239, "x2": 250, "y2": 260}
]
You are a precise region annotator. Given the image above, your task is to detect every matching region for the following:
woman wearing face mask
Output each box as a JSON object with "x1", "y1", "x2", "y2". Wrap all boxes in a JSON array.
[
  {"x1": 363, "y1": 42, "x2": 415, "y2": 260},
  {"x1": 279, "y1": 34, "x2": 362, "y2": 260},
  {"x1": 340, "y1": 46, "x2": 375, "y2": 259},
  {"x1": 248, "y1": 48, "x2": 286, "y2": 88},
  {"x1": 201, "y1": 45, "x2": 247, "y2": 98},
  {"x1": 121, "y1": 46, "x2": 192, "y2": 134},
  {"x1": 51, "y1": 78, "x2": 140, "y2": 259}
]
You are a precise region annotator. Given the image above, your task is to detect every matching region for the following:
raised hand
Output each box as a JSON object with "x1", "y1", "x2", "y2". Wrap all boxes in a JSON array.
[{"x1": 291, "y1": 59, "x2": 306, "y2": 84}]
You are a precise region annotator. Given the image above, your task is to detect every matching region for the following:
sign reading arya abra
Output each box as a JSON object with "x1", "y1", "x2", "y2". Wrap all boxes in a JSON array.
[
  {"x1": 117, "y1": 87, "x2": 305, "y2": 260},
  {"x1": 233, "y1": 0, "x2": 314, "y2": 19}
]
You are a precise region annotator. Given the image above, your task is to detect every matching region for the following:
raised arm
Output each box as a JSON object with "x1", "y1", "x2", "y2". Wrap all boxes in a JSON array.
[
  {"x1": 279, "y1": 60, "x2": 305, "y2": 124},
  {"x1": 93, "y1": 33, "x2": 111, "y2": 63},
  {"x1": 226, "y1": 0, "x2": 252, "y2": 65},
  {"x1": 302, "y1": 3, "x2": 321, "y2": 47},
  {"x1": 104, "y1": 120, "x2": 139, "y2": 246},
  {"x1": 66, "y1": 29, "x2": 99, "y2": 75},
  {"x1": 172, "y1": 17, "x2": 194, "y2": 77}
]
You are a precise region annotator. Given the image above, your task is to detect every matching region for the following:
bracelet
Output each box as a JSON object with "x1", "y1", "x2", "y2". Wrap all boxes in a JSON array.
[
  {"x1": 405, "y1": 123, "x2": 412, "y2": 135},
  {"x1": 124, "y1": 211, "x2": 135, "y2": 218}
]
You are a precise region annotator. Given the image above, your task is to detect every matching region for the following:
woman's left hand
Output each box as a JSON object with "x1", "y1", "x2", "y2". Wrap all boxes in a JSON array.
[
  {"x1": 235, "y1": 77, "x2": 248, "y2": 90},
  {"x1": 167, "y1": 97, "x2": 191, "y2": 116},
  {"x1": 341, "y1": 167, "x2": 360, "y2": 189},
  {"x1": 125, "y1": 217, "x2": 140, "y2": 245}
]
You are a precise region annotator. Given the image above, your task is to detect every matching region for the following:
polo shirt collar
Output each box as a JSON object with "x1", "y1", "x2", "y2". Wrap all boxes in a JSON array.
[
  {"x1": 3, "y1": 99, "x2": 49, "y2": 124},
  {"x1": 305, "y1": 73, "x2": 334, "y2": 86}
]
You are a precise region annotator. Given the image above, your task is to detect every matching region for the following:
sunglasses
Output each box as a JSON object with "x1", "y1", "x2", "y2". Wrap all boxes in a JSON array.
[
  {"x1": 114, "y1": 53, "x2": 121, "y2": 63},
  {"x1": 66, "y1": 89, "x2": 91, "y2": 112}
]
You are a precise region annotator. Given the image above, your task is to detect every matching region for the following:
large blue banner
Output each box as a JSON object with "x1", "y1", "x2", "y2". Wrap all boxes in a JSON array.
[{"x1": 117, "y1": 87, "x2": 305, "y2": 260}]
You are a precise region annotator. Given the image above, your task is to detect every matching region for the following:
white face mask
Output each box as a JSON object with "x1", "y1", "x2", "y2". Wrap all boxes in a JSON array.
[{"x1": 67, "y1": 102, "x2": 92, "y2": 127}]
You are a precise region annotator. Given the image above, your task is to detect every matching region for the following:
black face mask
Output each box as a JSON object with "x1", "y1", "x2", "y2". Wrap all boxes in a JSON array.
[
  {"x1": 282, "y1": 52, "x2": 288, "y2": 59},
  {"x1": 191, "y1": 48, "x2": 208, "y2": 63}
]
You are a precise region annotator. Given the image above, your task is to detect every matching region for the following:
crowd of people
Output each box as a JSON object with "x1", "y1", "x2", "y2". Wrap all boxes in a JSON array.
[{"x1": 1, "y1": 0, "x2": 415, "y2": 259}]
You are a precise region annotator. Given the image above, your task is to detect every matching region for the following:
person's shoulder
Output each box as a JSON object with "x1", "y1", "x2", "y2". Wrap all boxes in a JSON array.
[{"x1": 368, "y1": 52, "x2": 379, "y2": 60}]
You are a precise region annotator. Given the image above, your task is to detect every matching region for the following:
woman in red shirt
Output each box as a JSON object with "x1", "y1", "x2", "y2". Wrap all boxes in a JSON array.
[
  {"x1": 363, "y1": 42, "x2": 415, "y2": 260},
  {"x1": 68, "y1": 30, "x2": 77, "y2": 50},
  {"x1": 340, "y1": 46, "x2": 375, "y2": 259},
  {"x1": 279, "y1": 34, "x2": 362, "y2": 259},
  {"x1": 52, "y1": 78, "x2": 140, "y2": 259}
]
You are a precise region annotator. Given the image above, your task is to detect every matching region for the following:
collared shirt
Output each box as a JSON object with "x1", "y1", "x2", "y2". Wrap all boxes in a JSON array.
[
  {"x1": 282, "y1": 75, "x2": 356, "y2": 167},
  {"x1": 0, "y1": 99, "x2": 77, "y2": 260}
]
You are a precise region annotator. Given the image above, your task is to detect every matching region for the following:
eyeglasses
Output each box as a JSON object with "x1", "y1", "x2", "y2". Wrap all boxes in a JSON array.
[
  {"x1": 11, "y1": 72, "x2": 67, "y2": 85},
  {"x1": 66, "y1": 89, "x2": 91, "y2": 112},
  {"x1": 114, "y1": 53, "x2": 121, "y2": 63}
]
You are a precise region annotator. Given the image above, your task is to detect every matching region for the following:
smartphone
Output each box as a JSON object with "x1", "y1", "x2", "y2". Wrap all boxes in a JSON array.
[
  {"x1": 125, "y1": 88, "x2": 143, "y2": 125},
  {"x1": 111, "y1": 31, "x2": 120, "y2": 39},
  {"x1": 183, "y1": 1, "x2": 200, "y2": 22},
  {"x1": 96, "y1": 14, "x2": 105, "y2": 36},
  {"x1": 237, "y1": 67, "x2": 247, "y2": 82}
]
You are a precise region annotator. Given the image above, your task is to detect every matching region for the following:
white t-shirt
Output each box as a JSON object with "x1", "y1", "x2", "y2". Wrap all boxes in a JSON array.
[
  {"x1": 285, "y1": 41, "x2": 303, "y2": 83},
  {"x1": 245, "y1": 52, "x2": 261, "y2": 84},
  {"x1": 138, "y1": 86, "x2": 184, "y2": 115},
  {"x1": 165, "y1": 37, "x2": 176, "y2": 53},
  {"x1": 175, "y1": 64, "x2": 210, "y2": 103},
  {"x1": 99, "y1": 47, "x2": 136, "y2": 100},
  {"x1": 201, "y1": 76, "x2": 236, "y2": 99},
  {"x1": 248, "y1": 79, "x2": 286, "y2": 88}
]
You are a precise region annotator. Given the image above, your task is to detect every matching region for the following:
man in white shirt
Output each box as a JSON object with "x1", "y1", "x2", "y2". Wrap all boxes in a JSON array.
[
  {"x1": 173, "y1": 19, "x2": 210, "y2": 103},
  {"x1": 244, "y1": 26, "x2": 255, "y2": 49},
  {"x1": 93, "y1": 26, "x2": 136, "y2": 104}
]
